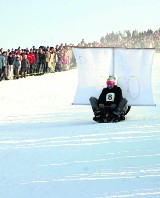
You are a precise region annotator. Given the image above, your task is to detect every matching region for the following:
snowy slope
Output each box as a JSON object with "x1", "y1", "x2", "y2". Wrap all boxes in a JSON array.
[{"x1": 0, "y1": 54, "x2": 160, "y2": 198}]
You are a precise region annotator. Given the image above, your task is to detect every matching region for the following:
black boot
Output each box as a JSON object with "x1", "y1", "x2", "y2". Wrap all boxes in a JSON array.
[{"x1": 93, "y1": 115, "x2": 104, "y2": 123}]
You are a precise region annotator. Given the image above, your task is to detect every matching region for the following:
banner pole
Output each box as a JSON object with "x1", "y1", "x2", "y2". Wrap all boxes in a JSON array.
[{"x1": 112, "y1": 47, "x2": 115, "y2": 76}]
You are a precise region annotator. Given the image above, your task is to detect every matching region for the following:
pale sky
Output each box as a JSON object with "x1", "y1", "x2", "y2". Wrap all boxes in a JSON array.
[{"x1": 1, "y1": 0, "x2": 160, "y2": 49}]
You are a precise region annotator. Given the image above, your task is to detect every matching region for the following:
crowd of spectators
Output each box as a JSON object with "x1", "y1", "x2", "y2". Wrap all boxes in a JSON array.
[
  {"x1": 78, "y1": 28, "x2": 160, "y2": 50},
  {"x1": 0, "y1": 44, "x2": 75, "y2": 81},
  {"x1": 1, "y1": 28, "x2": 160, "y2": 82}
]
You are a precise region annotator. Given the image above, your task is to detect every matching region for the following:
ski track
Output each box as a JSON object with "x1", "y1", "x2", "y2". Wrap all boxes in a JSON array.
[{"x1": 0, "y1": 55, "x2": 160, "y2": 197}]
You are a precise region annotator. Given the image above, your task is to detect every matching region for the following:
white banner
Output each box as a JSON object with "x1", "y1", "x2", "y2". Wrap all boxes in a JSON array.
[{"x1": 72, "y1": 47, "x2": 155, "y2": 106}]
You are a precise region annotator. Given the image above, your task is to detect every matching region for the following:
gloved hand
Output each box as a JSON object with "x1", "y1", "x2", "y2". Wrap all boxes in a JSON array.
[
  {"x1": 113, "y1": 108, "x2": 121, "y2": 118},
  {"x1": 99, "y1": 104, "x2": 105, "y2": 109},
  {"x1": 110, "y1": 104, "x2": 116, "y2": 109}
]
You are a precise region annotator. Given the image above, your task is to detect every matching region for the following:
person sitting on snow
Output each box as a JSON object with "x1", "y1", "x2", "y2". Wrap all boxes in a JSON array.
[{"x1": 89, "y1": 76, "x2": 128, "y2": 123}]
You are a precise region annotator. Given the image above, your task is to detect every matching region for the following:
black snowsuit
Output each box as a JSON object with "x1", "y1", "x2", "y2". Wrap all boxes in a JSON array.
[{"x1": 90, "y1": 85, "x2": 127, "y2": 122}]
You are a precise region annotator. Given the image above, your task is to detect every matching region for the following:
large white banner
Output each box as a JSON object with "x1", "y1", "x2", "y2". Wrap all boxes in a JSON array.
[{"x1": 72, "y1": 47, "x2": 155, "y2": 106}]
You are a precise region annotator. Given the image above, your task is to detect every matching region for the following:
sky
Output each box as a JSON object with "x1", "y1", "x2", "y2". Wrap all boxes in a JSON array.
[
  {"x1": 0, "y1": 53, "x2": 159, "y2": 197},
  {"x1": 0, "y1": 0, "x2": 160, "y2": 49}
]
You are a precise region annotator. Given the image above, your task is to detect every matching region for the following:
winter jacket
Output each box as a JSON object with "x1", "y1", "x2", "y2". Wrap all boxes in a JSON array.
[
  {"x1": 62, "y1": 55, "x2": 68, "y2": 65},
  {"x1": 98, "y1": 85, "x2": 122, "y2": 106},
  {"x1": 45, "y1": 51, "x2": 51, "y2": 63},
  {"x1": 7, "y1": 56, "x2": 14, "y2": 65},
  {"x1": 38, "y1": 52, "x2": 46, "y2": 63},
  {"x1": 21, "y1": 59, "x2": 30, "y2": 69},
  {"x1": 27, "y1": 52, "x2": 35, "y2": 65},
  {"x1": 13, "y1": 60, "x2": 21, "y2": 69},
  {"x1": 0, "y1": 55, "x2": 4, "y2": 69}
]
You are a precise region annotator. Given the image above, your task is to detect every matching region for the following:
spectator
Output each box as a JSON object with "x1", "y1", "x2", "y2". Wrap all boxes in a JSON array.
[
  {"x1": 21, "y1": 54, "x2": 30, "y2": 78},
  {"x1": 38, "y1": 48, "x2": 46, "y2": 74},
  {"x1": 0, "y1": 50, "x2": 4, "y2": 81},
  {"x1": 45, "y1": 48, "x2": 51, "y2": 73},
  {"x1": 27, "y1": 49, "x2": 35, "y2": 75},
  {"x1": 7, "y1": 52, "x2": 14, "y2": 80},
  {"x1": 13, "y1": 56, "x2": 21, "y2": 79}
]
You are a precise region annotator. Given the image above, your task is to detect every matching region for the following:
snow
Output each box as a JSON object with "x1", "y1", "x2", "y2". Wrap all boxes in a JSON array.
[{"x1": 0, "y1": 54, "x2": 160, "y2": 198}]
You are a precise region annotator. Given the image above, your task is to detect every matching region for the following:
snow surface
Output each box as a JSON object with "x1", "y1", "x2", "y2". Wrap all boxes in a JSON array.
[{"x1": 0, "y1": 54, "x2": 160, "y2": 198}]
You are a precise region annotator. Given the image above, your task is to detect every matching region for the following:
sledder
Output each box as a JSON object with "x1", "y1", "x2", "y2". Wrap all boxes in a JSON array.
[{"x1": 89, "y1": 76, "x2": 130, "y2": 123}]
